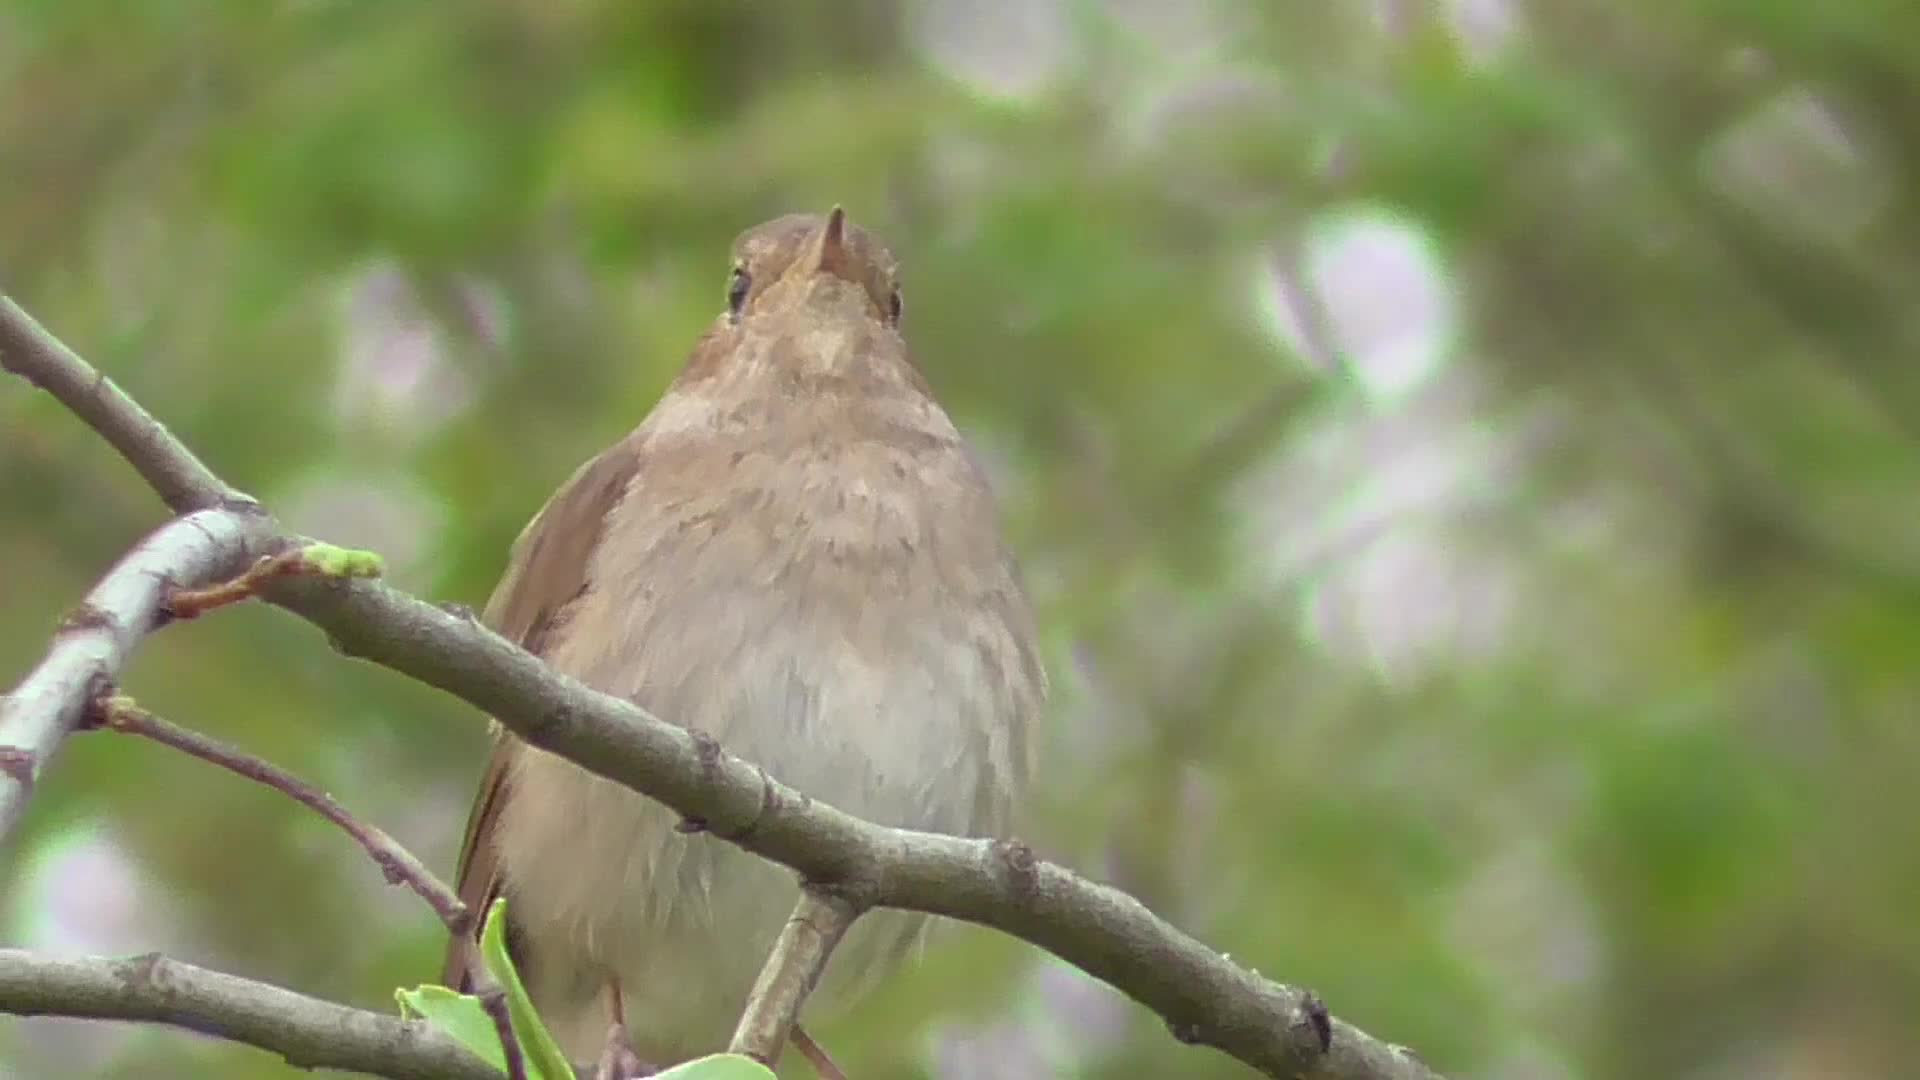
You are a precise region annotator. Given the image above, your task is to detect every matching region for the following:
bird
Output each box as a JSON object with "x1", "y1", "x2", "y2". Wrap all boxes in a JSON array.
[{"x1": 441, "y1": 207, "x2": 1046, "y2": 1077}]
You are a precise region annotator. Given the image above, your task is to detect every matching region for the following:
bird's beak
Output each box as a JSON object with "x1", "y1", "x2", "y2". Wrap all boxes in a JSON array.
[{"x1": 809, "y1": 205, "x2": 854, "y2": 281}]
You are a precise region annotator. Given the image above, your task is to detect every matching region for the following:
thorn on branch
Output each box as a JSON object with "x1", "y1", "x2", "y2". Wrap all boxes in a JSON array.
[{"x1": 166, "y1": 543, "x2": 385, "y2": 619}]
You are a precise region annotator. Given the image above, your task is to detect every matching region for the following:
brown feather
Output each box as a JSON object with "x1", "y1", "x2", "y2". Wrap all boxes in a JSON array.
[
  {"x1": 440, "y1": 443, "x2": 643, "y2": 989},
  {"x1": 440, "y1": 211, "x2": 1045, "y2": 1065}
]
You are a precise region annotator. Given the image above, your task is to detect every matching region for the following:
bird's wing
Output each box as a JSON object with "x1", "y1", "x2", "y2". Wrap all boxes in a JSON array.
[{"x1": 441, "y1": 440, "x2": 642, "y2": 990}]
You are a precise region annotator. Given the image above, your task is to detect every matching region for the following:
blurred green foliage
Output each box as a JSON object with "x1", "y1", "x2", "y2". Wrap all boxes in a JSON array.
[{"x1": 5, "y1": 2, "x2": 1920, "y2": 1078}]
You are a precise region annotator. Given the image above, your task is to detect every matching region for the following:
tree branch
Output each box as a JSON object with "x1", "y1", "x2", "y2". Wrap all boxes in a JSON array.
[
  {"x1": 0, "y1": 296, "x2": 237, "y2": 514},
  {"x1": 166, "y1": 544, "x2": 385, "y2": 619},
  {"x1": 477, "y1": 987, "x2": 529, "y2": 1080},
  {"x1": 265, "y1": 531, "x2": 1428, "y2": 1078},
  {"x1": 86, "y1": 694, "x2": 470, "y2": 937},
  {"x1": 0, "y1": 507, "x2": 269, "y2": 840},
  {"x1": 729, "y1": 887, "x2": 861, "y2": 1067},
  {"x1": 0, "y1": 949, "x2": 499, "y2": 1080},
  {"x1": 0, "y1": 294, "x2": 1443, "y2": 1079}
]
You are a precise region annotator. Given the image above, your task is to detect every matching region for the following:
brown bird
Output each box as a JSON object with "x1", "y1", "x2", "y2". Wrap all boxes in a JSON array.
[{"x1": 442, "y1": 208, "x2": 1046, "y2": 1076}]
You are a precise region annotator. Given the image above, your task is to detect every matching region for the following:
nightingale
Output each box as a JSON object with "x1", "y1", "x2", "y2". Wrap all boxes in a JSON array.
[{"x1": 442, "y1": 208, "x2": 1047, "y2": 1075}]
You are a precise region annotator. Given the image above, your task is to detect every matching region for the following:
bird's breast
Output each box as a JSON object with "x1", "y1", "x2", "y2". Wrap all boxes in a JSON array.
[{"x1": 492, "y1": 421, "x2": 1035, "y2": 941}]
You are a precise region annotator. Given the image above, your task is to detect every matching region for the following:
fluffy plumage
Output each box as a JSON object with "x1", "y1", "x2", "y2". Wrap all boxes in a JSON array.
[{"x1": 443, "y1": 210, "x2": 1045, "y2": 1067}]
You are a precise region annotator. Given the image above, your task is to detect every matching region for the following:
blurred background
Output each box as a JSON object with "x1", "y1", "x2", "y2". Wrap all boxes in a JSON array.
[{"x1": 4, "y1": 1, "x2": 1918, "y2": 1077}]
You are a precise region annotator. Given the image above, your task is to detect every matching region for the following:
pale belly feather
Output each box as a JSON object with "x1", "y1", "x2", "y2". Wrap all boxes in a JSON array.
[{"x1": 492, "y1": 525, "x2": 1022, "y2": 1064}]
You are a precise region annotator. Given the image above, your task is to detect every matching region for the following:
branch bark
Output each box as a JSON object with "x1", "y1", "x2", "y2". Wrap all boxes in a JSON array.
[
  {"x1": 0, "y1": 949, "x2": 499, "y2": 1080},
  {"x1": 0, "y1": 507, "x2": 268, "y2": 839},
  {"x1": 728, "y1": 887, "x2": 861, "y2": 1067},
  {"x1": 0, "y1": 295, "x2": 1443, "y2": 1079}
]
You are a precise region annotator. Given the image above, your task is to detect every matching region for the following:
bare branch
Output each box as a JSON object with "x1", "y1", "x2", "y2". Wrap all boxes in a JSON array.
[
  {"x1": 86, "y1": 694, "x2": 470, "y2": 936},
  {"x1": 0, "y1": 507, "x2": 267, "y2": 841},
  {"x1": 0, "y1": 295, "x2": 1444, "y2": 1078},
  {"x1": 0, "y1": 949, "x2": 498, "y2": 1080},
  {"x1": 477, "y1": 988, "x2": 528, "y2": 1080},
  {"x1": 0, "y1": 296, "x2": 238, "y2": 514},
  {"x1": 729, "y1": 887, "x2": 861, "y2": 1067},
  {"x1": 792, "y1": 1027, "x2": 849, "y2": 1080}
]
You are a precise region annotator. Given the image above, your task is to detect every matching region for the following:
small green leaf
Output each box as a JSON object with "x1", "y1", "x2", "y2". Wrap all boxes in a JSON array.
[
  {"x1": 654, "y1": 1054, "x2": 779, "y2": 1079},
  {"x1": 394, "y1": 984, "x2": 508, "y2": 1072},
  {"x1": 300, "y1": 542, "x2": 386, "y2": 578},
  {"x1": 397, "y1": 906, "x2": 769, "y2": 1080},
  {"x1": 481, "y1": 897, "x2": 578, "y2": 1080}
]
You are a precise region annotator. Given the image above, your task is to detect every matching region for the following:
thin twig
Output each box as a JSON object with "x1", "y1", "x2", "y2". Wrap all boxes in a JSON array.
[
  {"x1": 167, "y1": 543, "x2": 384, "y2": 619},
  {"x1": 0, "y1": 949, "x2": 498, "y2": 1080},
  {"x1": 791, "y1": 1027, "x2": 849, "y2": 1080},
  {"x1": 166, "y1": 549, "x2": 311, "y2": 618},
  {"x1": 478, "y1": 988, "x2": 529, "y2": 1080},
  {"x1": 728, "y1": 887, "x2": 861, "y2": 1067},
  {"x1": 86, "y1": 694, "x2": 470, "y2": 937}
]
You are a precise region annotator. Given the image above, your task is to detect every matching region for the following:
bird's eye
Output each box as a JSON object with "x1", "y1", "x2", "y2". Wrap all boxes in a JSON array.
[
  {"x1": 887, "y1": 287, "x2": 903, "y2": 326},
  {"x1": 726, "y1": 267, "x2": 751, "y2": 320}
]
